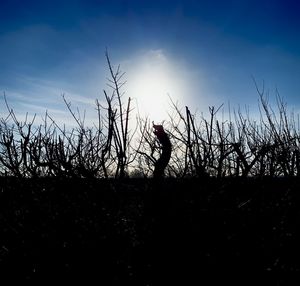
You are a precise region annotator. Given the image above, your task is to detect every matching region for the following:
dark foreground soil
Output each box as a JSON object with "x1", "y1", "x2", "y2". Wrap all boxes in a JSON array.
[{"x1": 0, "y1": 177, "x2": 300, "y2": 284}]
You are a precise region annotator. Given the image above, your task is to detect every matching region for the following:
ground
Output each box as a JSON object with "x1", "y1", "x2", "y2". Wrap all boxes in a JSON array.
[{"x1": 0, "y1": 177, "x2": 299, "y2": 284}]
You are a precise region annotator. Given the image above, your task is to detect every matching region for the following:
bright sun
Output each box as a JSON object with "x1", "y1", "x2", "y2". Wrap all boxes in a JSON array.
[{"x1": 125, "y1": 50, "x2": 185, "y2": 123}]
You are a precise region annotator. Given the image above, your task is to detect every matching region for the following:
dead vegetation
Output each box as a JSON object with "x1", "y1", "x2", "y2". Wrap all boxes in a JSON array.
[{"x1": 1, "y1": 56, "x2": 300, "y2": 179}]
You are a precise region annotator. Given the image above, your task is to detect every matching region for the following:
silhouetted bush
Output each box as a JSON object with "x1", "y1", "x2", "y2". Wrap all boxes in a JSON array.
[{"x1": 1, "y1": 56, "x2": 300, "y2": 178}]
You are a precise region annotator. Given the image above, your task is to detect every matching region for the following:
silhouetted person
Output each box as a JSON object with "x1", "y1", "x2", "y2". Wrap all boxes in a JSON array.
[{"x1": 152, "y1": 122, "x2": 171, "y2": 178}]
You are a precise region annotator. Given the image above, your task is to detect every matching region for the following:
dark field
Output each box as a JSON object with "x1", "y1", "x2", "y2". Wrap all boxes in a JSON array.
[{"x1": 0, "y1": 177, "x2": 300, "y2": 284}]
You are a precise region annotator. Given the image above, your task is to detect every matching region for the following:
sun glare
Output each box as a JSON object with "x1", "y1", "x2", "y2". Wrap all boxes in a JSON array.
[{"x1": 125, "y1": 50, "x2": 185, "y2": 123}]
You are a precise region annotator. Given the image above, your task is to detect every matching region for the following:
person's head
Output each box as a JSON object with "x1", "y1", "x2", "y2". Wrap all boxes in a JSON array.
[{"x1": 152, "y1": 122, "x2": 165, "y2": 138}]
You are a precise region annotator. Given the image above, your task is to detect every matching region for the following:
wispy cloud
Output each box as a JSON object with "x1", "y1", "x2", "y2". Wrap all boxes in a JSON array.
[{"x1": 0, "y1": 75, "x2": 104, "y2": 128}]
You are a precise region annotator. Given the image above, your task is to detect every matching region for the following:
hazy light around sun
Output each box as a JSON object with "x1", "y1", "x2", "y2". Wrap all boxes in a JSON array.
[{"x1": 124, "y1": 50, "x2": 187, "y2": 123}]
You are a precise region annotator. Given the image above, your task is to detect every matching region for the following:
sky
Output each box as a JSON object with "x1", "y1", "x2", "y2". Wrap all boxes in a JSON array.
[{"x1": 1, "y1": 0, "x2": 300, "y2": 125}]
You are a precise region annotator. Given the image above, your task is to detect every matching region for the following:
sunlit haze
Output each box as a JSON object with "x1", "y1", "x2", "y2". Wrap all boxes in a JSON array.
[{"x1": 124, "y1": 50, "x2": 192, "y2": 123}]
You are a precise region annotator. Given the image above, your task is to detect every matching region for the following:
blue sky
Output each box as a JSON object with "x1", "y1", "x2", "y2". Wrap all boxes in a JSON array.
[{"x1": 1, "y1": 0, "x2": 300, "y2": 124}]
